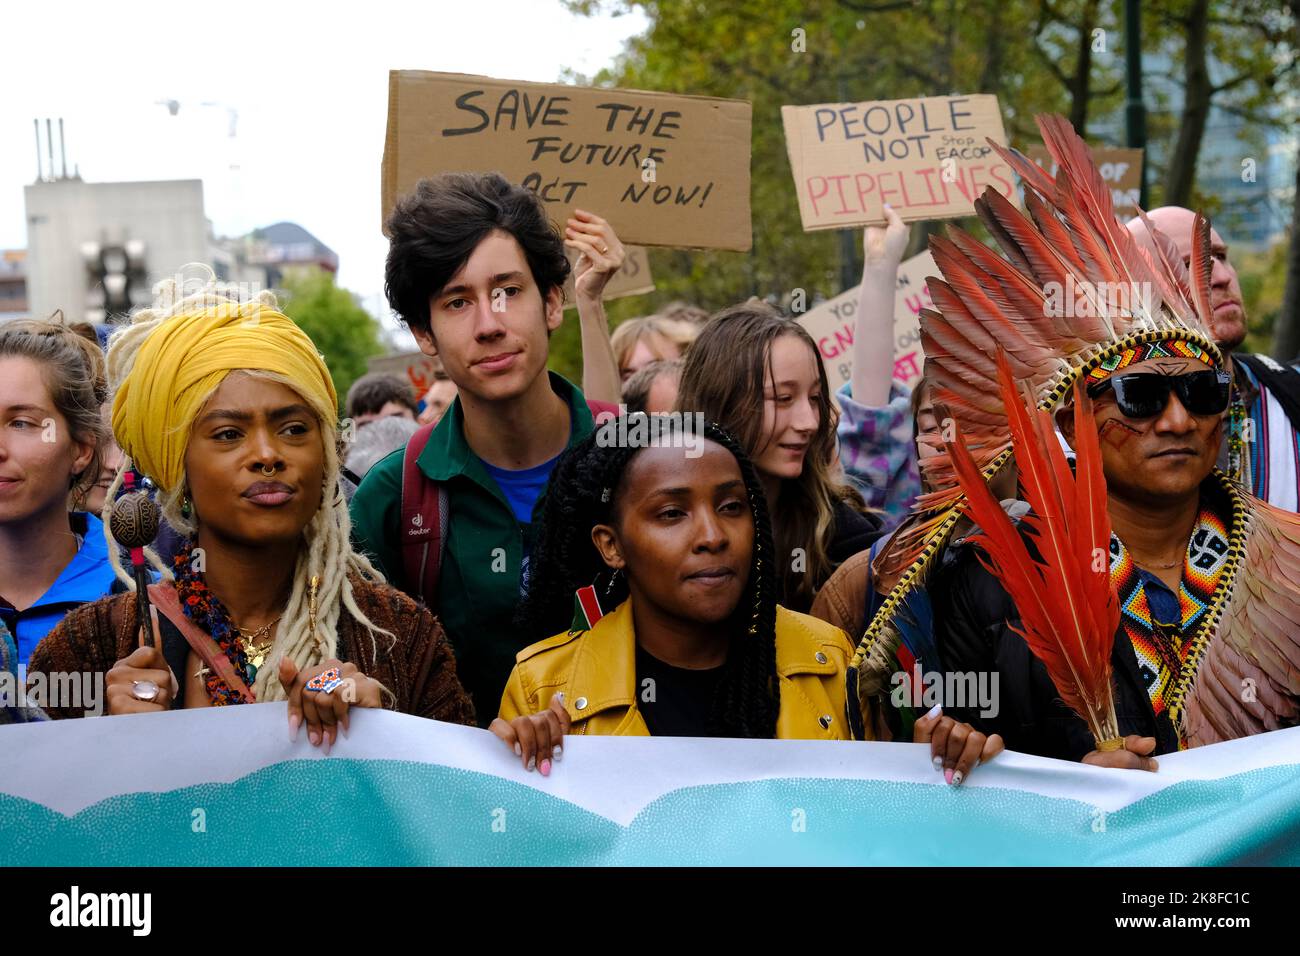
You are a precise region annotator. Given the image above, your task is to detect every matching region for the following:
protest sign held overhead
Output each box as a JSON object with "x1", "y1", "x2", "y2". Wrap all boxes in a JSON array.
[
  {"x1": 782, "y1": 94, "x2": 1013, "y2": 230},
  {"x1": 797, "y1": 249, "x2": 936, "y2": 391},
  {"x1": 562, "y1": 245, "x2": 655, "y2": 307},
  {"x1": 1026, "y1": 144, "x2": 1144, "y2": 218},
  {"x1": 383, "y1": 71, "x2": 752, "y2": 250}
]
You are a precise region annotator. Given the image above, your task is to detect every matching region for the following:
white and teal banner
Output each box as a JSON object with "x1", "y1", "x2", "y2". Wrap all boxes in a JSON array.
[{"x1": 1, "y1": 707, "x2": 1297, "y2": 865}]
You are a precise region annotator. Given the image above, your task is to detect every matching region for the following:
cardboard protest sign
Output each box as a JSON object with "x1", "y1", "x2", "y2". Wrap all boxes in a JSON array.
[
  {"x1": 366, "y1": 351, "x2": 443, "y2": 398},
  {"x1": 1026, "y1": 145, "x2": 1143, "y2": 218},
  {"x1": 562, "y1": 245, "x2": 655, "y2": 308},
  {"x1": 383, "y1": 71, "x2": 752, "y2": 250},
  {"x1": 797, "y1": 250, "x2": 936, "y2": 393},
  {"x1": 782, "y1": 95, "x2": 1013, "y2": 230}
]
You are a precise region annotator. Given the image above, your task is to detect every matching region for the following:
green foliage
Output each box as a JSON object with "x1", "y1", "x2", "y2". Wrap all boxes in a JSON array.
[
  {"x1": 1238, "y1": 241, "x2": 1290, "y2": 354},
  {"x1": 277, "y1": 268, "x2": 387, "y2": 412},
  {"x1": 560, "y1": 0, "x2": 1122, "y2": 313},
  {"x1": 550, "y1": 0, "x2": 1298, "y2": 372}
]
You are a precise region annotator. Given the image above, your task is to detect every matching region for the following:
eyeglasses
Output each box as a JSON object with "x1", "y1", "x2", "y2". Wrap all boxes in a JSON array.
[{"x1": 1086, "y1": 370, "x2": 1231, "y2": 419}]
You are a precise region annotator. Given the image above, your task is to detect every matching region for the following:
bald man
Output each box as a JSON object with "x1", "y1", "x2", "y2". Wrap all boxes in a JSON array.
[{"x1": 1127, "y1": 207, "x2": 1300, "y2": 512}]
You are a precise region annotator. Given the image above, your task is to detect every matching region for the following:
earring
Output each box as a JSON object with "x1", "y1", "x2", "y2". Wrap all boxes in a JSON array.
[
  {"x1": 181, "y1": 493, "x2": 192, "y2": 520},
  {"x1": 605, "y1": 568, "x2": 622, "y2": 596}
]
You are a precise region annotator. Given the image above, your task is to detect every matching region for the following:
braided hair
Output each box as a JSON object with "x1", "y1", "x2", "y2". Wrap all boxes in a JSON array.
[{"x1": 517, "y1": 416, "x2": 780, "y2": 738}]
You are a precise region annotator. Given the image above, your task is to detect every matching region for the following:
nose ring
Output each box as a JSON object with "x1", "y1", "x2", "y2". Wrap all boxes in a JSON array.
[{"x1": 261, "y1": 465, "x2": 277, "y2": 478}]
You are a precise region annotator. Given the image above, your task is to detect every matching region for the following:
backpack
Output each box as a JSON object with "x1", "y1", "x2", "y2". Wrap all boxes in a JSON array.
[{"x1": 399, "y1": 398, "x2": 619, "y2": 606}]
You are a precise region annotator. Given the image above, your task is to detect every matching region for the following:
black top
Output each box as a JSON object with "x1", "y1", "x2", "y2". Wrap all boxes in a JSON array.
[
  {"x1": 634, "y1": 644, "x2": 725, "y2": 737},
  {"x1": 929, "y1": 479, "x2": 1237, "y2": 761},
  {"x1": 828, "y1": 497, "x2": 883, "y2": 565},
  {"x1": 780, "y1": 497, "x2": 882, "y2": 614}
]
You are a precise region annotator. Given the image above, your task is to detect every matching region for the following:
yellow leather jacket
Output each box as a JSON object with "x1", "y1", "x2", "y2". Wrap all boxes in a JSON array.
[{"x1": 498, "y1": 599, "x2": 860, "y2": 740}]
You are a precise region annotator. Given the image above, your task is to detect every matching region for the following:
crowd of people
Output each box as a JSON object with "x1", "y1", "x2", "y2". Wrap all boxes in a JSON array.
[{"x1": 2, "y1": 115, "x2": 1297, "y2": 791}]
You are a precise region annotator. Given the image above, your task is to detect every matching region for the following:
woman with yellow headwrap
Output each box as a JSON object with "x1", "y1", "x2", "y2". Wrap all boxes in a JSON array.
[{"x1": 29, "y1": 268, "x2": 475, "y2": 745}]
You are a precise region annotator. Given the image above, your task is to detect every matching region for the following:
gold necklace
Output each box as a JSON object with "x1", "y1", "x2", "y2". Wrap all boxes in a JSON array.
[{"x1": 235, "y1": 616, "x2": 281, "y2": 675}]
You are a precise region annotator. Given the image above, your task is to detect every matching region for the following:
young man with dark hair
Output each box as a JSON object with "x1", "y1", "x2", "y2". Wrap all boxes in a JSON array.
[
  {"x1": 345, "y1": 372, "x2": 419, "y2": 426},
  {"x1": 350, "y1": 172, "x2": 617, "y2": 722}
]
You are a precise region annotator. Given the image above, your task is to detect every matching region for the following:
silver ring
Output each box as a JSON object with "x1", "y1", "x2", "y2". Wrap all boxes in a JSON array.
[{"x1": 131, "y1": 679, "x2": 160, "y2": 702}]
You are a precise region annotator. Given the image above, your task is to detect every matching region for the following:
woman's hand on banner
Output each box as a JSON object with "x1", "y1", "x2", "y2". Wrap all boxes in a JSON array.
[
  {"x1": 489, "y1": 692, "x2": 570, "y2": 776},
  {"x1": 912, "y1": 704, "x2": 1004, "y2": 786},
  {"x1": 280, "y1": 657, "x2": 382, "y2": 754}
]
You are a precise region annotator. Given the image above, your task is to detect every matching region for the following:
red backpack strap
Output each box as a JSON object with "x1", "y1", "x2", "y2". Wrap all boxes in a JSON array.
[
  {"x1": 399, "y1": 422, "x2": 448, "y2": 607},
  {"x1": 586, "y1": 398, "x2": 620, "y2": 425}
]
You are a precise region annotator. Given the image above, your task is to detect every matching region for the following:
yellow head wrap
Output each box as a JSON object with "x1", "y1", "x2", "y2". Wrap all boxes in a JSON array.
[{"x1": 111, "y1": 301, "x2": 338, "y2": 493}]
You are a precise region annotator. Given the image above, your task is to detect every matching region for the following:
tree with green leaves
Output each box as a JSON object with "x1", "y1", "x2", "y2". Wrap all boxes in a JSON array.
[
  {"x1": 1144, "y1": 0, "x2": 1296, "y2": 208},
  {"x1": 561, "y1": 0, "x2": 1098, "y2": 314},
  {"x1": 277, "y1": 268, "x2": 387, "y2": 413}
]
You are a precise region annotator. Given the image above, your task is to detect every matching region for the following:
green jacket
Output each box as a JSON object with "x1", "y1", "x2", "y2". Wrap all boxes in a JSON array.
[{"x1": 349, "y1": 372, "x2": 597, "y2": 724}]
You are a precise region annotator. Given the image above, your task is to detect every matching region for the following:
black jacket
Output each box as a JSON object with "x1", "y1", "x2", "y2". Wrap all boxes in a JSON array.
[
  {"x1": 828, "y1": 497, "x2": 883, "y2": 565},
  {"x1": 782, "y1": 498, "x2": 882, "y2": 615},
  {"x1": 925, "y1": 476, "x2": 1243, "y2": 763}
]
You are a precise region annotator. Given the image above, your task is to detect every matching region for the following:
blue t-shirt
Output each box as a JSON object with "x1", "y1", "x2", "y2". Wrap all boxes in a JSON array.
[
  {"x1": 481, "y1": 454, "x2": 563, "y2": 525},
  {"x1": 482, "y1": 454, "x2": 563, "y2": 598}
]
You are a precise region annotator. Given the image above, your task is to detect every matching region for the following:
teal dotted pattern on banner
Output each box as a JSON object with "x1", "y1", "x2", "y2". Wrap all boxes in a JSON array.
[{"x1": 1, "y1": 760, "x2": 1298, "y2": 866}]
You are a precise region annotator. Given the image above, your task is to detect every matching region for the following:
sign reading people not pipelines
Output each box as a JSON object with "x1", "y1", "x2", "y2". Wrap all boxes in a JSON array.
[
  {"x1": 383, "y1": 71, "x2": 752, "y2": 251},
  {"x1": 782, "y1": 94, "x2": 1013, "y2": 230}
]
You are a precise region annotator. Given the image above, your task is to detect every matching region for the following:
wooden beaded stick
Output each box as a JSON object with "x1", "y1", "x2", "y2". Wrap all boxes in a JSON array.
[{"x1": 108, "y1": 470, "x2": 162, "y2": 648}]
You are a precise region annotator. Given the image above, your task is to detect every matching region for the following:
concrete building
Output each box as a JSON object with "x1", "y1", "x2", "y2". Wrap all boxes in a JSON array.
[
  {"x1": 22, "y1": 173, "x2": 340, "y2": 325},
  {"x1": 24, "y1": 177, "x2": 208, "y2": 323}
]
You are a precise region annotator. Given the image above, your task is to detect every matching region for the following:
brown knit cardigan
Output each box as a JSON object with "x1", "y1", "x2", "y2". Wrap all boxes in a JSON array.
[{"x1": 28, "y1": 574, "x2": 476, "y2": 724}]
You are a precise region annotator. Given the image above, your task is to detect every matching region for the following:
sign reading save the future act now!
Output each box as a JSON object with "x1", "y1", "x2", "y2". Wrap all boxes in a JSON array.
[
  {"x1": 782, "y1": 94, "x2": 1013, "y2": 230},
  {"x1": 383, "y1": 71, "x2": 752, "y2": 250},
  {"x1": 797, "y1": 250, "x2": 936, "y2": 392},
  {"x1": 2, "y1": 705, "x2": 1297, "y2": 866}
]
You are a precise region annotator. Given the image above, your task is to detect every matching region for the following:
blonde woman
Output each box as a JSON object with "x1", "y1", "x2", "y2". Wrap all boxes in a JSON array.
[
  {"x1": 29, "y1": 272, "x2": 474, "y2": 746},
  {"x1": 0, "y1": 319, "x2": 114, "y2": 667},
  {"x1": 611, "y1": 314, "x2": 697, "y2": 383}
]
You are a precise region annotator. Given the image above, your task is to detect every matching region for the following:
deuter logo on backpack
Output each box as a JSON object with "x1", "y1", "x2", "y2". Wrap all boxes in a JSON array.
[{"x1": 409, "y1": 513, "x2": 429, "y2": 536}]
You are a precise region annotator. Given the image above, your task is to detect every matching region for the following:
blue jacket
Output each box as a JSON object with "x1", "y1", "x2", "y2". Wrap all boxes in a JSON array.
[{"x1": 0, "y1": 512, "x2": 120, "y2": 668}]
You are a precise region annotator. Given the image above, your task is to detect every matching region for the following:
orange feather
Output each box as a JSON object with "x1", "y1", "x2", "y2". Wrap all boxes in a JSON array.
[{"x1": 945, "y1": 352, "x2": 1122, "y2": 746}]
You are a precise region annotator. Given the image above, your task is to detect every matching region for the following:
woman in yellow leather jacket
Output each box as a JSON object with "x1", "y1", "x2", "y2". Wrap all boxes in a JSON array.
[{"x1": 490, "y1": 417, "x2": 1001, "y2": 783}]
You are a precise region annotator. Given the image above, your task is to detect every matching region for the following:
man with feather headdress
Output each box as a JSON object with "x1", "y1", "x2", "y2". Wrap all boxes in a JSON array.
[{"x1": 845, "y1": 116, "x2": 1300, "y2": 767}]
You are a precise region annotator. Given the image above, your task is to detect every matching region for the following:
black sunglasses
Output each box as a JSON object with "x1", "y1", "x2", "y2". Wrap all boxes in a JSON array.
[{"x1": 1086, "y1": 369, "x2": 1231, "y2": 419}]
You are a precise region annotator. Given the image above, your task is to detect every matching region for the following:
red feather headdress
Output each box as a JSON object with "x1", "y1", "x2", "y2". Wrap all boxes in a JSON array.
[
  {"x1": 848, "y1": 114, "x2": 1300, "y2": 750},
  {"x1": 869, "y1": 114, "x2": 1224, "y2": 584},
  {"x1": 945, "y1": 352, "x2": 1122, "y2": 749}
]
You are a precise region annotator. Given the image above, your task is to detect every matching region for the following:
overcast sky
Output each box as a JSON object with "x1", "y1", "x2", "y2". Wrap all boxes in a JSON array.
[{"x1": 0, "y1": 0, "x2": 647, "y2": 327}]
